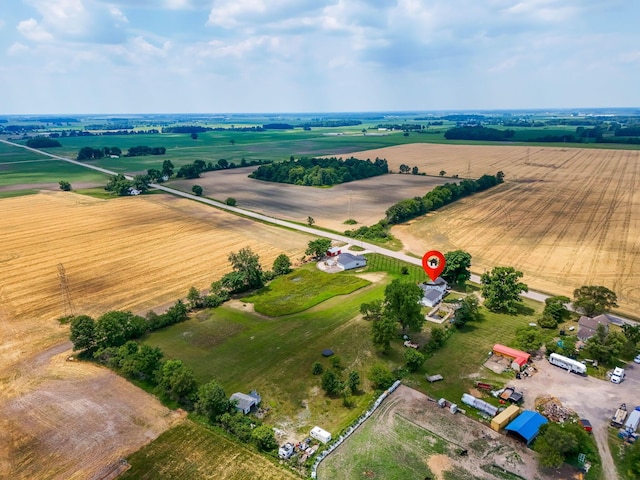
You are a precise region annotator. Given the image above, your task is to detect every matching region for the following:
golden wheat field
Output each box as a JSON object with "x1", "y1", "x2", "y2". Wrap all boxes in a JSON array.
[
  {"x1": 0, "y1": 191, "x2": 311, "y2": 479},
  {"x1": 350, "y1": 144, "x2": 640, "y2": 317}
]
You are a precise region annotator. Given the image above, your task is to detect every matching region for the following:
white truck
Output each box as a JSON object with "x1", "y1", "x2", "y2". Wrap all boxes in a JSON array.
[{"x1": 611, "y1": 367, "x2": 625, "y2": 384}]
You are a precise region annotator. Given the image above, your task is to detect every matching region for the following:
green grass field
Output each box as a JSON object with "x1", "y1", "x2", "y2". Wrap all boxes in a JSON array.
[
  {"x1": 244, "y1": 265, "x2": 370, "y2": 316},
  {"x1": 318, "y1": 412, "x2": 476, "y2": 480},
  {"x1": 121, "y1": 420, "x2": 299, "y2": 480}
]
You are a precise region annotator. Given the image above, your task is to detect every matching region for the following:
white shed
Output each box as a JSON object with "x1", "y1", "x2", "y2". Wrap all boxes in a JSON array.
[
  {"x1": 310, "y1": 426, "x2": 332, "y2": 444},
  {"x1": 336, "y1": 253, "x2": 366, "y2": 271}
]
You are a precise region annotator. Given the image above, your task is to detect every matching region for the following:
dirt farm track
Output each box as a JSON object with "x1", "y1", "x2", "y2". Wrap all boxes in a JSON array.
[
  {"x1": 0, "y1": 191, "x2": 311, "y2": 479},
  {"x1": 349, "y1": 144, "x2": 640, "y2": 317}
]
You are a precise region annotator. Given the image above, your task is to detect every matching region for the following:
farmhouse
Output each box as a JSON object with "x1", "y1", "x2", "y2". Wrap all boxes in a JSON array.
[
  {"x1": 492, "y1": 344, "x2": 530, "y2": 371},
  {"x1": 230, "y1": 390, "x2": 261, "y2": 415},
  {"x1": 418, "y1": 277, "x2": 448, "y2": 307},
  {"x1": 577, "y1": 314, "x2": 612, "y2": 341},
  {"x1": 326, "y1": 246, "x2": 341, "y2": 257},
  {"x1": 336, "y1": 253, "x2": 366, "y2": 270}
]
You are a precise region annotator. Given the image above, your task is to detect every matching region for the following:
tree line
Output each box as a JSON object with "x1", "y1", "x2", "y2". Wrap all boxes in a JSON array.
[
  {"x1": 25, "y1": 136, "x2": 62, "y2": 148},
  {"x1": 249, "y1": 157, "x2": 389, "y2": 186},
  {"x1": 77, "y1": 145, "x2": 165, "y2": 160}
]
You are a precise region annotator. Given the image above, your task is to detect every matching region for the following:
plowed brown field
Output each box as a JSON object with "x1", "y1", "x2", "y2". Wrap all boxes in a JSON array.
[
  {"x1": 0, "y1": 191, "x2": 311, "y2": 479},
  {"x1": 348, "y1": 144, "x2": 640, "y2": 317}
]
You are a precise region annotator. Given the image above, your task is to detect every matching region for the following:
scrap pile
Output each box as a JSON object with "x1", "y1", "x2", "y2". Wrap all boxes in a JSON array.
[{"x1": 536, "y1": 396, "x2": 573, "y2": 423}]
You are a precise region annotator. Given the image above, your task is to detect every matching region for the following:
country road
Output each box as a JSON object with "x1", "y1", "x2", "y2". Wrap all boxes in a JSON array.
[{"x1": 2, "y1": 138, "x2": 637, "y2": 326}]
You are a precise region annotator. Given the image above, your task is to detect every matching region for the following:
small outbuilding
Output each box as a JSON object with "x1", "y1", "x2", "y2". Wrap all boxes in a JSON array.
[
  {"x1": 278, "y1": 442, "x2": 295, "y2": 459},
  {"x1": 491, "y1": 405, "x2": 521, "y2": 432},
  {"x1": 505, "y1": 410, "x2": 548, "y2": 444},
  {"x1": 326, "y1": 247, "x2": 342, "y2": 257},
  {"x1": 310, "y1": 426, "x2": 332, "y2": 444},
  {"x1": 492, "y1": 344, "x2": 531, "y2": 371},
  {"x1": 336, "y1": 253, "x2": 366, "y2": 271},
  {"x1": 230, "y1": 390, "x2": 262, "y2": 415}
]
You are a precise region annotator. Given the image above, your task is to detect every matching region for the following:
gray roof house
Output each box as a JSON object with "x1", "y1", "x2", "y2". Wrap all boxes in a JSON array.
[
  {"x1": 336, "y1": 253, "x2": 367, "y2": 271},
  {"x1": 418, "y1": 277, "x2": 449, "y2": 307},
  {"x1": 577, "y1": 314, "x2": 612, "y2": 341},
  {"x1": 230, "y1": 390, "x2": 262, "y2": 415}
]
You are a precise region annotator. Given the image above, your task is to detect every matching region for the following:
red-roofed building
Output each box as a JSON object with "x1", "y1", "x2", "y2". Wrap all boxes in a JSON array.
[{"x1": 493, "y1": 344, "x2": 530, "y2": 371}]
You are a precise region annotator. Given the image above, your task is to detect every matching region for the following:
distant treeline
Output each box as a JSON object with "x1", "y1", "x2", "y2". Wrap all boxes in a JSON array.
[
  {"x1": 171, "y1": 158, "x2": 271, "y2": 179},
  {"x1": 445, "y1": 126, "x2": 515, "y2": 141},
  {"x1": 76, "y1": 145, "x2": 164, "y2": 160},
  {"x1": 249, "y1": 156, "x2": 389, "y2": 186},
  {"x1": 301, "y1": 120, "x2": 362, "y2": 128},
  {"x1": 25, "y1": 136, "x2": 62, "y2": 148},
  {"x1": 263, "y1": 123, "x2": 294, "y2": 130},
  {"x1": 615, "y1": 127, "x2": 640, "y2": 136},
  {"x1": 384, "y1": 172, "x2": 504, "y2": 224},
  {"x1": 376, "y1": 123, "x2": 424, "y2": 131}
]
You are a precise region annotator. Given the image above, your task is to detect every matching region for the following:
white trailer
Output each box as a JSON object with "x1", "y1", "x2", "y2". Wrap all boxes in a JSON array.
[
  {"x1": 624, "y1": 407, "x2": 640, "y2": 433},
  {"x1": 310, "y1": 426, "x2": 332, "y2": 444},
  {"x1": 548, "y1": 353, "x2": 587, "y2": 375}
]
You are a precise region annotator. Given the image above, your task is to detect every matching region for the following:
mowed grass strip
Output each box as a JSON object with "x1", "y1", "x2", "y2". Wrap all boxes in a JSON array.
[
  {"x1": 245, "y1": 265, "x2": 370, "y2": 316},
  {"x1": 121, "y1": 420, "x2": 298, "y2": 480}
]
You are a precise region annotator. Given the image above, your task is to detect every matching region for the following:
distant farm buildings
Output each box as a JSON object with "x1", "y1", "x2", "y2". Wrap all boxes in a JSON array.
[
  {"x1": 230, "y1": 390, "x2": 261, "y2": 415},
  {"x1": 418, "y1": 277, "x2": 449, "y2": 307}
]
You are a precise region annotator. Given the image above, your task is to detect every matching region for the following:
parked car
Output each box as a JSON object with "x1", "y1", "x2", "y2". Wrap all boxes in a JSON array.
[
  {"x1": 633, "y1": 354, "x2": 640, "y2": 364},
  {"x1": 580, "y1": 418, "x2": 593, "y2": 433}
]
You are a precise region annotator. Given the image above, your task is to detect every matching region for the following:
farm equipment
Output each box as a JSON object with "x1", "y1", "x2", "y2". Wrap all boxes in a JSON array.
[{"x1": 611, "y1": 403, "x2": 628, "y2": 427}]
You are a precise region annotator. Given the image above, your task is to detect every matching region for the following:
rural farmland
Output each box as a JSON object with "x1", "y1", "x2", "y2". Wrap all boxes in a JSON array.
[
  {"x1": 0, "y1": 191, "x2": 311, "y2": 479},
  {"x1": 347, "y1": 144, "x2": 640, "y2": 317},
  {"x1": 169, "y1": 166, "x2": 451, "y2": 231}
]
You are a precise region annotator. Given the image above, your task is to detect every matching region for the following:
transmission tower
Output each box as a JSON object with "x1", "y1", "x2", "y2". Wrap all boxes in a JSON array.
[{"x1": 58, "y1": 263, "x2": 75, "y2": 318}]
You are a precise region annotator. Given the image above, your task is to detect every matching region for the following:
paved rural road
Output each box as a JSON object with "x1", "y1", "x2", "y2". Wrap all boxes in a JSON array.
[{"x1": 2, "y1": 138, "x2": 637, "y2": 326}]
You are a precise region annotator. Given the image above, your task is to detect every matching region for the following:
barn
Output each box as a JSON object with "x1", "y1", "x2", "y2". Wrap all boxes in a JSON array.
[
  {"x1": 505, "y1": 410, "x2": 548, "y2": 444},
  {"x1": 336, "y1": 253, "x2": 367, "y2": 270},
  {"x1": 326, "y1": 246, "x2": 342, "y2": 257},
  {"x1": 492, "y1": 344, "x2": 530, "y2": 371}
]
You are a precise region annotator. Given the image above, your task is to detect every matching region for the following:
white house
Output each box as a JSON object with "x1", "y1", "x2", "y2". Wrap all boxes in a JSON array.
[
  {"x1": 336, "y1": 253, "x2": 367, "y2": 271},
  {"x1": 230, "y1": 390, "x2": 261, "y2": 415},
  {"x1": 310, "y1": 426, "x2": 332, "y2": 444},
  {"x1": 418, "y1": 277, "x2": 448, "y2": 307}
]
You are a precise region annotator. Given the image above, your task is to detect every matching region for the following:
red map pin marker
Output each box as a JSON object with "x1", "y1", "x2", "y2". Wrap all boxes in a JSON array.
[{"x1": 422, "y1": 250, "x2": 446, "y2": 282}]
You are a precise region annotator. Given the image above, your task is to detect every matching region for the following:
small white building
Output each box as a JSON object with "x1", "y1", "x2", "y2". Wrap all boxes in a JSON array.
[
  {"x1": 278, "y1": 442, "x2": 295, "y2": 459},
  {"x1": 418, "y1": 277, "x2": 448, "y2": 307},
  {"x1": 310, "y1": 426, "x2": 332, "y2": 444},
  {"x1": 336, "y1": 253, "x2": 367, "y2": 271}
]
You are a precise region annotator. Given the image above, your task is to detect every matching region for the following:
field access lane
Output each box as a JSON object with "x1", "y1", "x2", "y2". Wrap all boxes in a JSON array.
[{"x1": 2, "y1": 138, "x2": 636, "y2": 325}]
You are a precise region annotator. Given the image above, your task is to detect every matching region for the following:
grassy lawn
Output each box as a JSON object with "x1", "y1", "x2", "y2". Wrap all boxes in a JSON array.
[
  {"x1": 244, "y1": 264, "x2": 370, "y2": 316},
  {"x1": 365, "y1": 253, "x2": 429, "y2": 282},
  {"x1": 0, "y1": 141, "x2": 50, "y2": 162},
  {"x1": 121, "y1": 420, "x2": 299, "y2": 480},
  {"x1": 0, "y1": 158, "x2": 109, "y2": 188},
  {"x1": 144, "y1": 278, "x2": 387, "y2": 435},
  {"x1": 0, "y1": 189, "x2": 39, "y2": 199},
  {"x1": 318, "y1": 412, "x2": 476, "y2": 480}
]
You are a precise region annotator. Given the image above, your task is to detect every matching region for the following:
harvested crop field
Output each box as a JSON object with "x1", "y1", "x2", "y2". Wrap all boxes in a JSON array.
[
  {"x1": 0, "y1": 191, "x2": 311, "y2": 478},
  {"x1": 318, "y1": 385, "x2": 544, "y2": 480},
  {"x1": 348, "y1": 144, "x2": 640, "y2": 316},
  {"x1": 169, "y1": 166, "x2": 450, "y2": 231}
]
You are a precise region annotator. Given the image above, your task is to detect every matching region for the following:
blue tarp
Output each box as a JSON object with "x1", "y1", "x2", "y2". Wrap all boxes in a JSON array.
[{"x1": 505, "y1": 410, "x2": 548, "y2": 444}]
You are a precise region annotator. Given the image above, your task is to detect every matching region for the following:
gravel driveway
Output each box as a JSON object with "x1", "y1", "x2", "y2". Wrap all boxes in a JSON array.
[{"x1": 514, "y1": 357, "x2": 640, "y2": 480}]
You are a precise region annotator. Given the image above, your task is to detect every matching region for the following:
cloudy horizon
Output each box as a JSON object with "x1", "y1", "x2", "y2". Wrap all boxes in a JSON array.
[{"x1": 2, "y1": 0, "x2": 639, "y2": 114}]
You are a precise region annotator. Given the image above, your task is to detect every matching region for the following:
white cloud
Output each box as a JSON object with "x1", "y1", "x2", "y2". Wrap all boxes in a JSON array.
[
  {"x1": 7, "y1": 42, "x2": 29, "y2": 56},
  {"x1": 17, "y1": 18, "x2": 54, "y2": 42}
]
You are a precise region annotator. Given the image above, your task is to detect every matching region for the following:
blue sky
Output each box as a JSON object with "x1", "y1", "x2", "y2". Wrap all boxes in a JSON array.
[{"x1": 2, "y1": 0, "x2": 639, "y2": 114}]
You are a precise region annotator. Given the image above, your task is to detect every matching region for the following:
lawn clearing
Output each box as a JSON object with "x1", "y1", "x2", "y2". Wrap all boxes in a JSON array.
[
  {"x1": 121, "y1": 420, "x2": 298, "y2": 480},
  {"x1": 244, "y1": 264, "x2": 370, "y2": 316},
  {"x1": 144, "y1": 279, "x2": 388, "y2": 437},
  {"x1": 346, "y1": 143, "x2": 640, "y2": 317}
]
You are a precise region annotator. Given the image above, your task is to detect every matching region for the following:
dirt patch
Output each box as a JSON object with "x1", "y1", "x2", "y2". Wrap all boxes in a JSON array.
[
  {"x1": 355, "y1": 272, "x2": 386, "y2": 283},
  {"x1": 427, "y1": 454, "x2": 452, "y2": 479}
]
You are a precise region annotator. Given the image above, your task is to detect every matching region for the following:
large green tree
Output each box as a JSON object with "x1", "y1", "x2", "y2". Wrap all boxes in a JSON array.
[
  {"x1": 70, "y1": 315, "x2": 96, "y2": 351},
  {"x1": 360, "y1": 299, "x2": 383, "y2": 321},
  {"x1": 368, "y1": 364, "x2": 395, "y2": 390},
  {"x1": 534, "y1": 423, "x2": 578, "y2": 468},
  {"x1": 94, "y1": 311, "x2": 147, "y2": 350},
  {"x1": 585, "y1": 324, "x2": 626, "y2": 364},
  {"x1": 305, "y1": 238, "x2": 332, "y2": 258},
  {"x1": 251, "y1": 425, "x2": 277, "y2": 451},
  {"x1": 227, "y1": 247, "x2": 264, "y2": 291},
  {"x1": 157, "y1": 359, "x2": 198, "y2": 404},
  {"x1": 573, "y1": 285, "x2": 618, "y2": 316},
  {"x1": 196, "y1": 380, "x2": 229, "y2": 422},
  {"x1": 480, "y1": 266, "x2": 528, "y2": 313},
  {"x1": 371, "y1": 315, "x2": 397, "y2": 352},
  {"x1": 272, "y1": 254, "x2": 292, "y2": 276},
  {"x1": 442, "y1": 250, "x2": 472, "y2": 284},
  {"x1": 404, "y1": 349, "x2": 425, "y2": 372},
  {"x1": 321, "y1": 369, "x2": 343, "y2": 396},
  {"x1": 453, "y1": 295, "x2": 480, "y2": 327},
  {"x1": 514, "y1": 326, "x2": 543, "y2": 353},
  {"x1": 383, "y1": 279, "x2": 424, "y2": 331}
]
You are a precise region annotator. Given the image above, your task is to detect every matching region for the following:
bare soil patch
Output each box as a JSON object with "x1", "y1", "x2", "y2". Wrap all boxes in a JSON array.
[
  {"x1": 347, "y1": 144, "x2": 640, "y2": 316},
  {"x1": 0, "y1": 191, "x2": 311, "y2": 478},
  {"x1": 169, "y1": 166, "x2": 450, "y2": 231}
]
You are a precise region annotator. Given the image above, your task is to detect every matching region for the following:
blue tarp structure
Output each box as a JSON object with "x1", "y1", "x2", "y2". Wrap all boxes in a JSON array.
[{"x1": 505, "y1": 410, "x2": 548, "y2": 444}]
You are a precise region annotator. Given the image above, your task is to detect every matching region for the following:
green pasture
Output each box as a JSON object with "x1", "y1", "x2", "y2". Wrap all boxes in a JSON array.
[
  {"x1": 0, "y1": 141, "x2": 49, "y2": 163},
  {"x1": 244, "y1": 265, "x2": 370, "y2": 316},
  {"x1": 0, "y1": 158, "x2": 109, "y2": 188},
  {"x1": 318, "y1": 412, "x2": 476, "y2": 480},
  {"x1": 0, "y1": 189, "x2": 39, "y2": 199},
  {"x1": 121, "y1": 420, "x2": 298, "y2": 480},
  {"x1": 144, "y1": 275, "x2": 386, "y2": 434}
]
